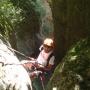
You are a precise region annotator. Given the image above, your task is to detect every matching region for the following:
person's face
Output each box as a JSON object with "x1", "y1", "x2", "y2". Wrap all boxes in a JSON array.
[{"x1": 43, "y1": 44, "x2": 53, "y2": 53}]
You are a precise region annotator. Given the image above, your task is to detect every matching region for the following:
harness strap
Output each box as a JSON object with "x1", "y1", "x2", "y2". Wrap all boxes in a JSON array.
[{"x1": 46, "y1": 52, "x2": 54, "y2": 67}]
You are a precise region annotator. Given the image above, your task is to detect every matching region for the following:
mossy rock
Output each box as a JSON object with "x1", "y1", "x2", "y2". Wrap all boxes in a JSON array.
[{"x1": 47, "y1": 37, "x2": 90, "y2": 90}]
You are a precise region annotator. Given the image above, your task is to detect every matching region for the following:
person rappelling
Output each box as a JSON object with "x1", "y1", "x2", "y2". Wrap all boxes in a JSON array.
[{"x1": 21, "y1": 38, "x2": 55, "y2": 90}]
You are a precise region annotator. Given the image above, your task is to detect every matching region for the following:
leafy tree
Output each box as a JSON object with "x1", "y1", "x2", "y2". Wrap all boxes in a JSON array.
[{"x1": 0, "y1": 0, "x2": 23, "y2": 38}]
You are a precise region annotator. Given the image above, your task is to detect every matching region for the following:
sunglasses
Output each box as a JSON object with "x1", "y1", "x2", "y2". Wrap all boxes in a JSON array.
[{"x1": 43, "y1": 44, "x2": 52, "y2": 48}]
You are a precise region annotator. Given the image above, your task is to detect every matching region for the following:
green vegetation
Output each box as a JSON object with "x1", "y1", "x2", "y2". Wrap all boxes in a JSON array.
[
  {"x1": 47, "y1": 37, "x2": 90, "y2": 90},
  {"x1": 10, "y1": 0, "x2": 53, "y2": 37},
  {"x1": 0, "y1": 0, "x2": 53, "y2": 40},
  {"x1": 0, "y1": 0, "x2": 23, "y2": 38}
]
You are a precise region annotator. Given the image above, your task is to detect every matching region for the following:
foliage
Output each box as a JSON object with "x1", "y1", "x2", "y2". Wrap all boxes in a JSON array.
[
  {"x1": 10, "y1": 0, "x2": 46, "y2": 25},
  {"x1": 10, "y1": 0, "x2": 53, "y2": 37},
  {"x1": 0, "y1": 0, "x2": 23, "y2": 38},
  {"x1": 47, "y1": 37, "x2": 90, "y2": 90}
]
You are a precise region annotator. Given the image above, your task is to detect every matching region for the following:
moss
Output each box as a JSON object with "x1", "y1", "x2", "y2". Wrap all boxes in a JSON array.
[{"x1": 47, "y1": 37, "x2": 90, "y2": 90}]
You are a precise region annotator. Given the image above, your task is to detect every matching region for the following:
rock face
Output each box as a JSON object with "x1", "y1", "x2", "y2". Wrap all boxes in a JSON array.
[
  {"x1": 51, "y1": 0, "x2": 90, "y2": 63},
  {"x1": 13, "y1": 0, "x2": 54, "y2": 59},
  {"x1": 0, "y1": 35, "x2": 32, "y2": 90},
  {"x1": 47, "y1": 38, "x2": 90, "y2": 90}
]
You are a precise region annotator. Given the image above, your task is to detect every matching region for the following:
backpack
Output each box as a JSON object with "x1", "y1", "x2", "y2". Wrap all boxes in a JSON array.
[{"x1": 45, "y1": 52, "x2": 55, "y2": 78}]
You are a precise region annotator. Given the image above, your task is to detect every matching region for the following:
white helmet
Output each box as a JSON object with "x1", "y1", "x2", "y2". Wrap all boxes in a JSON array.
[{"x1": 43, "y1": 38, "x2": 54, "y2": 47}]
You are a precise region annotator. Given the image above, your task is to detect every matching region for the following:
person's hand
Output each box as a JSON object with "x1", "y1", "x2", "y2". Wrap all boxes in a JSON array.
[
  {"x1": 30, "y1": 70, "x2": 42, "y2": 78},
  {"x1": 34, "y1": 70, "x2": 42, "y2": 76},
  {"x1": 34, "y1": 62, "x2": 39, "y2": 68}
]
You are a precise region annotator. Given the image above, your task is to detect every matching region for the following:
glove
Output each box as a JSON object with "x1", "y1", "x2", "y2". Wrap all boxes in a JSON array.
[
  {"x1": 34, "y1": 70, "x2": 42, "y2": 76},
  {"x1": 29, "y1": 70, "x2": 42, "y2": 79}
]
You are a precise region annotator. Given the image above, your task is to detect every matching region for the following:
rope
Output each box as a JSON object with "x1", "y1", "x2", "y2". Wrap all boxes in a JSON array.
[
  {"x1": 0, "y1": 34, "x2": 45, "y2": 67},
  {"x1": 0, "y1": 34, "x2": 32, "y2": 60},
  {"x1": 7, "y1": 46, "x2": 32, "y2": 60}
]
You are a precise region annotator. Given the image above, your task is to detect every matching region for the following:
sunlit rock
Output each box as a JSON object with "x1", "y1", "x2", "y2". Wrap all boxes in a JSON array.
[{"x1": 0, "y1": 35, "x2": 32, "y2": 90}]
